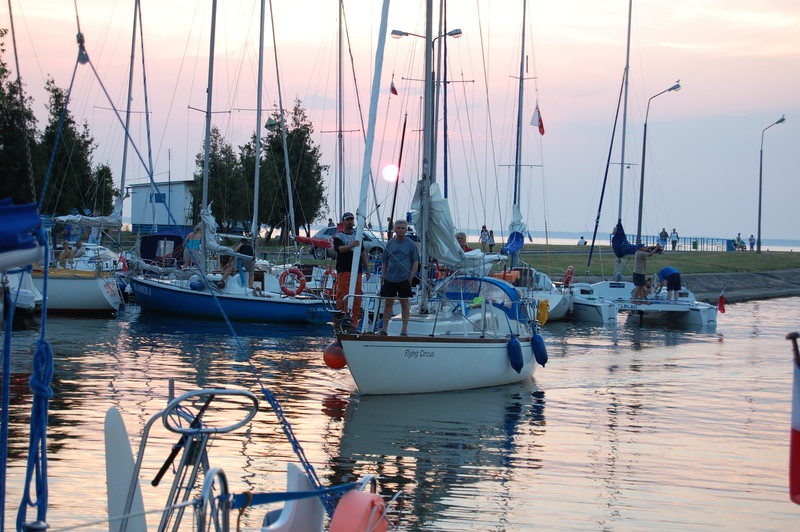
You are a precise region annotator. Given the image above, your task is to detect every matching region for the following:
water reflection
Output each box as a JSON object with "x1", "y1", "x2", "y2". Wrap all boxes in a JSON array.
[{"x1": 329, "y1": 383, "x2": 546, "y2": 530}]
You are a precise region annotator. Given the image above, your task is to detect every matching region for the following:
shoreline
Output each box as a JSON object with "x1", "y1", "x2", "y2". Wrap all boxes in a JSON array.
[{"x1": 577, "y1": 268, "x2": 800, "y2": 304}]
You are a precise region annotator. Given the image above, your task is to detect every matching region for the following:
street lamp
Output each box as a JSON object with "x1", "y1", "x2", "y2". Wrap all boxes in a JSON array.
[
  {"x1": 391, "y1": 27, "x2": 462, "y2": 196},
  {"x1": 757, "y1": 115, "x2": 786, "y2": 253},
  {"x1": 635, "y1": 81, "x2": 681, "y2": 245}
]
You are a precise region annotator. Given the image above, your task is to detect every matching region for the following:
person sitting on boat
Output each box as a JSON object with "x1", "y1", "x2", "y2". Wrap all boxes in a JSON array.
[
  {"x1": 456, "y1": 231, "x2": 473, "y2": 252},
  {"x1": 632, "y1": 244, "x2": 661, "y2": 300},
  {"x1": 377, "y1": 219, "x2": 419, "y2": 336},
  {"x1": 57, "y1": 240, "x2": 74, "y2": 267},
  {"x1": 183, "y1": 225, "x2": 202, "y2": 268},
  {"x1": 73, "y1": 240, "x2": 87, "y2": 259},
  {"x1": 334, "y1": 212, "x2": 371, "y2": 330},
  {"x1": 220, "y1": 238, "x2": 255, "y2": 288},
  {"x1": 656, "y1": 266, "x2": 681, "y2": 302}
]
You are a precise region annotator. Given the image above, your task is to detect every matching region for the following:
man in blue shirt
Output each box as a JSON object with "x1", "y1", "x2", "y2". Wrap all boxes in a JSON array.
[
  {"x1": 656, "y1": 266, "x2": 681, "y2": 302},
  {"x1": 378, "y1": 219, "x2": 419, "y2": 336}
]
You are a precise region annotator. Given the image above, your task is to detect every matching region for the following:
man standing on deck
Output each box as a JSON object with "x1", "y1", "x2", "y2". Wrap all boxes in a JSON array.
[
  {"x1": 632, "y1": 244, "x2": 661, "y2": 300},
  {"x1": 334, "y1": 212, "x2": 371, "y2": 330},
  {"x1": 378, "y1": 219, "x2": 419, "y2": 336}
]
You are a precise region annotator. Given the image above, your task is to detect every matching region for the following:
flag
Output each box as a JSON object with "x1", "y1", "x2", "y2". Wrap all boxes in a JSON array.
[
  {"x1": 390, "y1": 81, "x2": 398, "y2": 95},
  {"x1": 717, "y1": 294, "x2": 725, "y2": 313},
  {"x1": 530, "y1": 103, "x2": 545, "y2": 135}
]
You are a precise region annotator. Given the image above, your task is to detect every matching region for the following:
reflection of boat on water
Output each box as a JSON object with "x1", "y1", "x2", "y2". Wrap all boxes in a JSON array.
[{"x1": 333, "y1": 382, "x2": 546, "y2": 527}]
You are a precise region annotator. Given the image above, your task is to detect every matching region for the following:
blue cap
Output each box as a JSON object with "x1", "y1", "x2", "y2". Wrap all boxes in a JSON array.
[{"x1": 341, "y1": 212, "x2": 354, "y2": 220}]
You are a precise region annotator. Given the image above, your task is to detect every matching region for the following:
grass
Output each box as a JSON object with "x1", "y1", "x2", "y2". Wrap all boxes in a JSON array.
[{"x1": 120, "y1": 232, "x2": 800, "y2": 276}]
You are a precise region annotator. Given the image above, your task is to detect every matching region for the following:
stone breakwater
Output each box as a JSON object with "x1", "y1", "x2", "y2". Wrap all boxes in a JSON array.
[{"x1": 579, "y1": 268, "x2": 800, "y2": 304}]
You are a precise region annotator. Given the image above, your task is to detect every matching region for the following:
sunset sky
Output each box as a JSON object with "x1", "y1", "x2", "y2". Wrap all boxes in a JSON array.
[{"x1": 4, "y1": 0, "x2": 799, "y2": 241}]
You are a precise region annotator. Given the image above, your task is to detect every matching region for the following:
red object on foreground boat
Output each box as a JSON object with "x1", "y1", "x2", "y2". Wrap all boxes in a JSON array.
[{"x1": 786, "y1": 332, "x2": 800, "y2": 504}]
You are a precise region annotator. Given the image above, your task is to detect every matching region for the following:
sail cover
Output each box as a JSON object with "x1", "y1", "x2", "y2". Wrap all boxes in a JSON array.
[
  {"x1": 611, "y1": 221, "x2": 639, "y2": 258},
  {"x1": 53, "y1": 213, "x2": 123, "y2": 229}
]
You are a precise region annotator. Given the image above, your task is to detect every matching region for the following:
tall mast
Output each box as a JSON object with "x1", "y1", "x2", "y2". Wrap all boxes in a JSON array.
[
  {"x1": 251, "y1": 0, "x2": 266, "y2": 246},
  {"x1": 510, "y1": 0, "x2": 527, "y2": 269},
  {"x1": 614, "y1": 0, "x2": 633, "y2": 280},
  {"x1": 337, "y1": 0, "x2": 345, "y2": 219}
]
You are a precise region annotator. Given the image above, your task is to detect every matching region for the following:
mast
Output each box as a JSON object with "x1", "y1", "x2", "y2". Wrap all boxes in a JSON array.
[
  {"x1": 614, "y1": 0, "x2": 633, "y2": 280},
  {"x1": 418, "y1": 0, "x2": 435, "y2": 312},
  {"x1": 251, "y1": 0, "x2": 266, "y2": 249},
  {"x1": 510, "y1": 0, "x2": 527, "y2": 269},
  {"x1": 337, "y1": 0, "x2": 345, "y2": 219},
  {"x1": 199, "y1": 0, "x2": 218, "y2": 272},
  {"x1": 267, "y1": 2, "x2": 297, "y2": 242}
]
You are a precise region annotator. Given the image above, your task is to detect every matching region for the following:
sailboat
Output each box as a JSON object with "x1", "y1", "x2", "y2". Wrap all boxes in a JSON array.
[
  {"x1": 500, "y1": 0, "x2": 570, "y2": 323},
  {"x1": 331, "y1": 0, "x2": 548, "y2": 395},
  {"x1": 128, "y1": 0, "x2": 329, "y2": 324},
  {"x1": 567, "y1": 0, "x2": 716, "y2": 328}
]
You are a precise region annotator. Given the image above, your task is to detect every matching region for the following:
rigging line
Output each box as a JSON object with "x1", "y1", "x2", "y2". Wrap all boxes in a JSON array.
[
  {"x1": 137, "y1": 2, "x2": 156, "y2": 195},
  {"x1": 342, "y1": 3, "x2": 381, "y2": 224},
  {"x1": 7, "y1": 0, "x2": 36, "y2": 203},
  {"x1": 474, "y1": 0, "x2": 501, "y2": 232},
  {"x1": 586, "y1": 71, "x2": 626, "y2": 276}
]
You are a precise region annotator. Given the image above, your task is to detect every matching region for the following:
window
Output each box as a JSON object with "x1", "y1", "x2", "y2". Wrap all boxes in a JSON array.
[{"x1": 150, "y1": 193, "x2": 166, "y2": 204}]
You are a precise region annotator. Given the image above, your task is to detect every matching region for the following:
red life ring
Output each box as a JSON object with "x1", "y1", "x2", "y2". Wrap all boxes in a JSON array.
[
  {"x1": 563, "y1": 265, "x2": 574, "y2": 287},
  {"x1": 321, "y1": 268, "x2": 337, "y2": 296},
  {"x1": 279, "y1": 268, "x2": 307, "y2": 296}
]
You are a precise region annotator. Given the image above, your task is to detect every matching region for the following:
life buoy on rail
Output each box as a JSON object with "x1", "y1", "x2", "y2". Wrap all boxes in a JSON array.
[
  {"x1": 563, "y1": 265, "x2": 574, "y2": 288},
  {"x1": 279, "y1": 268, "x2": 307, "y2": 296},
  {"x1": 321, "y1": 268, "x2": 337, "y2": 296}
]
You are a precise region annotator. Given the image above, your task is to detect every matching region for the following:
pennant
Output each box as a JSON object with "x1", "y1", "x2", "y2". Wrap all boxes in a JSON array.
[
  {"x1": 717, "y1": 294, "x2": 725, "y2": 314},
  {"x1": 530, "y1": 103, "x2": 545, "y2": 135},
  {"x1": 390, "y1": 81, "x2": 398, "y2": 96}
]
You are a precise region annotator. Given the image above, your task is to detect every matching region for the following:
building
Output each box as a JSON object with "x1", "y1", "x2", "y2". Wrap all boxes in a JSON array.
[{"x1": 128, "y1": 180, "x2": 194, "y2": 234}]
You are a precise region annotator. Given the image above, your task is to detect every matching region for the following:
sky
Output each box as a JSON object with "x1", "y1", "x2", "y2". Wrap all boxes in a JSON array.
[{"x1": 3, "y1": 0, "x2": 799, "y2": 241}]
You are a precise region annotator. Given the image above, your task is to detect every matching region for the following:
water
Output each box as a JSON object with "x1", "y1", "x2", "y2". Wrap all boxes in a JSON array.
[{"x1": 3, "y1": 299, "x2": 799, "y2": 530}]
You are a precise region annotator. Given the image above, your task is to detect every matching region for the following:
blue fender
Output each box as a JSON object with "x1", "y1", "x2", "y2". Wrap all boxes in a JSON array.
[
  {"x1": 507, "y1": 335, "x2": 523, "y2": 373},
  {"x1": 532, "y1": 333, "x2": 548, "y2": 367}
]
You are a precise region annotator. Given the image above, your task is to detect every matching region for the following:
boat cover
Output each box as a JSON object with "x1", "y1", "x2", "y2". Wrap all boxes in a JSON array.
[{"x1": 611, "y1": 221, "x2": 638, "y2": 258}]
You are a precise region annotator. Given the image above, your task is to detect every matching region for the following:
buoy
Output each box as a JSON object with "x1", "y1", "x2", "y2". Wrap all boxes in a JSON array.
[
  {"x1": 279, "y1": 267, "x2": 307, "y2": 296},
  {"x1": 532, "y1": 333, "x2": 548, "y2": 367},
  {"x1": 323, "y1": 341, "x2": 346, "y2": 369},
  {"x1": 329, "y1": 489, "x2": 388, "y2": 532},
  {"x1": 507, "y1": 335, "x2": 523, "y2": 373},
  {"x1": 563, "y1": 265, "x2": 574, "y2": 287}
]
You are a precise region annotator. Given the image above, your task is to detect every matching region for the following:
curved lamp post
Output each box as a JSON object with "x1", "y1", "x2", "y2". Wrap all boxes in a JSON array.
[
  {"x1": 635, "y1": 81, "x2": 681, "y2": 245},
  {"x1": 391, "y1": 28, "x2": 462, "y2": 196},
  {"x1": 757, "y1": 115, "x2": 786, "y2": 253}
]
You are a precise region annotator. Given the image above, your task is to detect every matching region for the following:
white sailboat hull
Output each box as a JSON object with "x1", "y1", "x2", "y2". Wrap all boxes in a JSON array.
[
  {"x1": 340, "y1": 333, "x2": 536, "y2": 395},
  {"x1": 32, "y1": 270, "x2": 122, "y2": 315}
]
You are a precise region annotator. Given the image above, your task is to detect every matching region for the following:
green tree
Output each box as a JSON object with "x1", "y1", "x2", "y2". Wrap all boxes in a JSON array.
[
  {"x1": 259, "y1": 98, "x2": 327, "y2": 244},
  {"x1": 36, "y1": 79, "x2": 117, "y2": 215},
  {"x1": 0, "y1": 29, "x2": 38, "y2": 204},
  {"x1": 190, "y1": 126, "x2": 248, "y2": 232}
]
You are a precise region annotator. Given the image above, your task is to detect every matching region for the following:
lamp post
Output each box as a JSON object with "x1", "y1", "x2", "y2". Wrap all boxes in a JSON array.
[
  {"x1": 635, "y1": 81, "x2": 681, "y2": 245},
  {"x1": 757, "y1": 115, "x2": 786, "y2": 253},
  {"x1": 391, "y1": 27, "x2": 462, "y2": 195}
]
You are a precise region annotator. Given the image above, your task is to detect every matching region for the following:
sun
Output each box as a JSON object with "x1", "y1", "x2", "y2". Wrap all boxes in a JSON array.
[{"x1": 382, "y1": 164, "x2": 399, "y2": 183}]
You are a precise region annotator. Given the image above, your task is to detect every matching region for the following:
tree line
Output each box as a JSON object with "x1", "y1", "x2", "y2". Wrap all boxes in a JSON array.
[{"x1": 0, "y1": 30, "x2": 329, "y2": 241}]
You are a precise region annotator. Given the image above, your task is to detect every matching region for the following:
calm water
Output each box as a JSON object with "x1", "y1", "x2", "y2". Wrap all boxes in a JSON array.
[{"x1": 3, "y1": 298, "x2": 800, "y2": 530}]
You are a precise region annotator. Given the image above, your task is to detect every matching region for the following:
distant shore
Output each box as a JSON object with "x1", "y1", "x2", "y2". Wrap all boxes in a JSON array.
[{"x1": 580, "y1": 268, "x2": 800, "y2": 304}]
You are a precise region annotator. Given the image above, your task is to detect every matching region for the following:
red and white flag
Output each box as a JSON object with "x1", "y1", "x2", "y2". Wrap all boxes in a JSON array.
[
  {"x1": 390, "y1": 81, "x2": 398, "y2": 95},
  {"x1": 530, "y1": 102, "x2": 545, "y2": 135},
  {"x1": 789, "y1": 332, "x2": 800, "y2": 505}
]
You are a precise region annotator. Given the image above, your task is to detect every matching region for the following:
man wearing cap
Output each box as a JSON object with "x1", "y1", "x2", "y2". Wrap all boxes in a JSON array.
[{"x1": 334, "y1": 212, "x2": 371, "y2": 329}]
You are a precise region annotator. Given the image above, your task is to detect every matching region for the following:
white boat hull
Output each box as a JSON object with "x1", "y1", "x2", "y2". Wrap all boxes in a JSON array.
[
  {"x1": 340, "y1": 333, "x2": 536, "y2": 395},
  {"x1": 32, "y1": 270, "x2": 122, "y2": 315}
]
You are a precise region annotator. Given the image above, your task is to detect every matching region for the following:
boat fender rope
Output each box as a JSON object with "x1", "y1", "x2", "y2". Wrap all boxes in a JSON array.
[{"x1": 279, "y1": 268, "x2": 306, "y2": 296}]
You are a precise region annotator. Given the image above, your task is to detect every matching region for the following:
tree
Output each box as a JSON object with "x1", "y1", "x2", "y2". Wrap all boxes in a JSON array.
[
  {"x1": 259, "y1": 98, "x2": 328, "y2": 244},
  {"x1": 35, "y1": 79, "x2": 117, "y2": 216},
  {"x1": 0, "y1": 29, "x2": 38, "y2": 204},
  {"x1": 190, "y1": 126, "x2": 248, "y2": 232}
]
